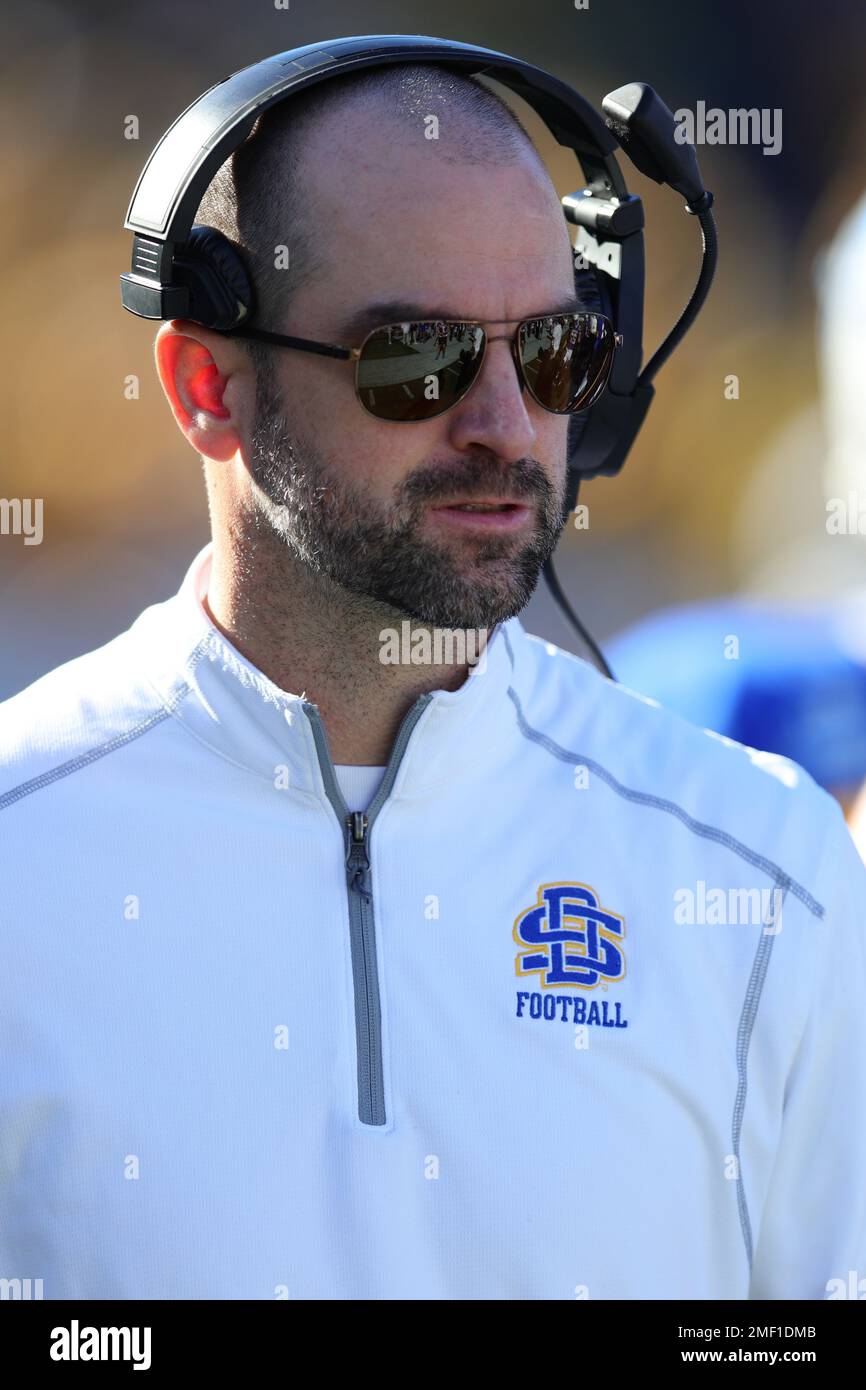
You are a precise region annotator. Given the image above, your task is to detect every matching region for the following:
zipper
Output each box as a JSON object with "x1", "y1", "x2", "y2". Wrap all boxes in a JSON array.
[{"x1": 303, "y1": 692, "x2": 435, "y2": 1126}]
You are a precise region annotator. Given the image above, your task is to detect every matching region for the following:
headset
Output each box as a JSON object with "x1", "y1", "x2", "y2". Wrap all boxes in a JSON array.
[{"x1": 120, "y1": 34, "x2": 717, "y2": 676}]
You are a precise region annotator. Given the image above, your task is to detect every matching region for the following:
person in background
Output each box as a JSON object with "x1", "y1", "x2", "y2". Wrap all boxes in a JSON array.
[{"x1": 609, "y1": 187, "x2": 866, "y2": 827}]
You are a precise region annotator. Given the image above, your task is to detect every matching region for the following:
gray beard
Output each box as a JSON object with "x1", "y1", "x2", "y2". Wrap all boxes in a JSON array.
[{"x1": 246, "y1": 368, "x2": 567, "y2": 630}]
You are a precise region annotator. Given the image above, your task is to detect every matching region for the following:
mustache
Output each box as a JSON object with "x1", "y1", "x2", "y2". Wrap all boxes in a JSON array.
[{"x1": 398, "y1": 455, "x2": 553, "y2": 509}]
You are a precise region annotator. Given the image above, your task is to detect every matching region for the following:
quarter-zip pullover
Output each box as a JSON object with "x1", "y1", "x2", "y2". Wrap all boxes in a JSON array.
[{"x1": 1, "y1": 543, "x2": 864, "y2": 1300}]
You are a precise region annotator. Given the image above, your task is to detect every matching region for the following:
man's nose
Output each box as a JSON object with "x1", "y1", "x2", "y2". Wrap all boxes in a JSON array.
[{"x1": 444, "y1": 337, "x2": 538, "y2": 461}]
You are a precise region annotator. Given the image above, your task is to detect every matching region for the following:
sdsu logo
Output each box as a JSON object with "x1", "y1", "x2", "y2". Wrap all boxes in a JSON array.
[
  {"x1": 514, "y1": 882, "x2": 626, "y2": 987},
  {"x1": 513, "y1": 882, "x2": 629, "y2": 1030}
]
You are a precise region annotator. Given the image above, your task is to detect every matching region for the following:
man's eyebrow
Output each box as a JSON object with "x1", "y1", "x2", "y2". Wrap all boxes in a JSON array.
[{"x1": 333, "y1": 294, "x2": 588, "y2": 343}]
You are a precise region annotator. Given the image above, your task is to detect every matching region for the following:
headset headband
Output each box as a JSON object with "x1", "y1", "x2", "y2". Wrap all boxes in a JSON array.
[
  {"x1": 124, "y1": 36, "x2": 625, "y2": 240},
  {"x1": 120, "y1": 33, "x2": 715, "y2": 491}
]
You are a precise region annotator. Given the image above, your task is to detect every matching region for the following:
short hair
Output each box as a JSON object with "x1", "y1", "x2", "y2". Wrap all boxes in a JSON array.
[{"x1": 194, "y1": 62, "x2": 546, "y2": 389}]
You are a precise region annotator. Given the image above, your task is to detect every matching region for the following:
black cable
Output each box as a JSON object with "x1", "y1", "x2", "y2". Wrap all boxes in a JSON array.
[
  {"x1": 542, "y1": 554, "x2": 615, "y2": 681},
  {"x1": 542, "y1": 194, "x2": 716, "y2": 686},
  {"x1": 639, "y1": 202, "x2": 717, "y2": 385}
]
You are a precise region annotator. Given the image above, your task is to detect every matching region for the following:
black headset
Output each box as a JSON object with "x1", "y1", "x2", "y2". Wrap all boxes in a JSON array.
[{"x1": 120, "y1": 33, "x2": 716, "y2": 675}]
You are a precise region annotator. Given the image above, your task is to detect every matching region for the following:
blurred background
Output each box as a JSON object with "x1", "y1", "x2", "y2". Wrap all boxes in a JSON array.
[{"x1": 2, "y1": 0, "x2": 866, "y2": 808}]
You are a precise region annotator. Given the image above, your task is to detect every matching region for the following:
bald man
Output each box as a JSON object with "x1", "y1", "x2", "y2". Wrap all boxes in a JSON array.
[{"x1": 1, "y1": 60, "x2": 865, "y2": 1301}]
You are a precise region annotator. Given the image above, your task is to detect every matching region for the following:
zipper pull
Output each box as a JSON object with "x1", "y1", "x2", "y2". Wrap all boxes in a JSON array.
[{"x1": 346, "y1": 812, "x2": 372, "y2": 901}]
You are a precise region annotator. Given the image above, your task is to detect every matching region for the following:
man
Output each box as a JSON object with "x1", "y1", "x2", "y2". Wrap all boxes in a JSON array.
[{"x1": 1, "y1": 61, "x2": 864, "y2": 1301}]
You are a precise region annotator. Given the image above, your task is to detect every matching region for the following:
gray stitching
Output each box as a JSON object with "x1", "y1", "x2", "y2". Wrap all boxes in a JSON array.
[
  {"x1": 500, "y1": 620, "x2": 516, "y2": 672},
  {"x1": 505, "y1": 683, "x2": 823, "y2": 919},
  {"x1": 0, "y1": 627, "x2": 277, "y2": 814},
  {"x1": 0, "y1": 676, "x2": 192, "y2": 813},
  {"x1": 505, "y1": 626, "x2": 802, "y2": 1275},
  {"x1": 732, "y1": 894, "x2": 785, "y2": 1269}
]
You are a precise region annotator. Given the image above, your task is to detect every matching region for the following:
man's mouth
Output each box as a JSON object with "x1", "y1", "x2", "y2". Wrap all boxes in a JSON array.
[
  {"x1": 444, "y1": 502, "x2": 516, "y2": 512},
  {"x1": 427, "y1": 499, "x2": 533, "y2": 531}
]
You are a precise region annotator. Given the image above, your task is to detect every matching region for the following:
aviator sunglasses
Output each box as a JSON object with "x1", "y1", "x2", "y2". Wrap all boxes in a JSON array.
[{"x1": 226, "y1": 312, "x2": 623, "y2": 423}]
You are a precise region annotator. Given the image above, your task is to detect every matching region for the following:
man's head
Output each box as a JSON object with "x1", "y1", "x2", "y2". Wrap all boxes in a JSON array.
[{"x1": 155, "y1": 63, "x2": 578, "y2": 628}]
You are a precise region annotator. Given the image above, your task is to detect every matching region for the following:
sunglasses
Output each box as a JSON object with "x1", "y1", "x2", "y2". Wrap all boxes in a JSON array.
[{"x1": 227, "y1": 312, "x2": 622, "y2": 423}]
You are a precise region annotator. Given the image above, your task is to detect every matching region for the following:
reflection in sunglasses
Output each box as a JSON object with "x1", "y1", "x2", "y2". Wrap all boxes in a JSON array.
[{"x1": 355, "y1": 313, "x2": 615, "y2": 420}]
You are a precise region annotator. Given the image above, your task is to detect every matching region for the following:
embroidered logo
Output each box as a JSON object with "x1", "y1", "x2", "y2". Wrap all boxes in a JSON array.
[
  {"x1": 514, "y1": 882, "x2": 626, "y2": 987},
  {"x1": 513, "y1": 882, "x2": 629, "y2": 1029}
]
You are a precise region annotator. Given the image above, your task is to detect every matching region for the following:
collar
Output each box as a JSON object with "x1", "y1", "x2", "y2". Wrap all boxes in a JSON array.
[{"x1": 134, "y1": 542, "x2": 523, "y2": 800}]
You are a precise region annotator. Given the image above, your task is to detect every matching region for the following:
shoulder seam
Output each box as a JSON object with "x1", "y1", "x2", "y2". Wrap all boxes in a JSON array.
[
  {"x1": 505, "y1": 683, "x2": 824, "y2": 918},
  {"x1": 731, "y1": 899, "x2": 784, "y2": 1271},
  {"x1": 0, "y1": 679, "x2": 191, "y2": 813}
]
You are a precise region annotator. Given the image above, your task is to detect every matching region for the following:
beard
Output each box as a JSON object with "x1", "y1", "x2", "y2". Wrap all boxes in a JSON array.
[{"x1": 246, "y1": 360, "x2": 568, "y2": 630}]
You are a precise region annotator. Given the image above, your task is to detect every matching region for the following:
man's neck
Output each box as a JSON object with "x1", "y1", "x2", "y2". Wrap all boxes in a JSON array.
[{"x1": 204, "y1": 535, "x2": 478, "y2": 766}]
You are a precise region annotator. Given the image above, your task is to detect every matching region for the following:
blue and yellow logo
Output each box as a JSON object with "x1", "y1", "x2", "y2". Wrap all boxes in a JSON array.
[{"x1": 513, "y1": 881, "x2": 626, "y2": 990}]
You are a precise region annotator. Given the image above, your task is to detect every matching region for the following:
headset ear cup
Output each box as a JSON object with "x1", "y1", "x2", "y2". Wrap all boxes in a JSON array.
[
  {"x1": 566, "y1": 412, "x2": 589, "y2": 493},
  {"x1": 564, "y1": 265, "x2": 597, "y2": 505},
  {"x1": 174, "y1": 225, "x2": 254, "y2": 330},
  {"x1": 564, "y1": 262, "x2": 612, "y2": 509}
]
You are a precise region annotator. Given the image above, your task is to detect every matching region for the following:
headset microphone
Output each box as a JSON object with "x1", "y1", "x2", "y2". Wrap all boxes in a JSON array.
[
  {"x1": 118, "y1": 35, "x2": 717, "y2": 679},
  {"x1": 550, "y1": 80, "x2": 717, "y2": 678}
]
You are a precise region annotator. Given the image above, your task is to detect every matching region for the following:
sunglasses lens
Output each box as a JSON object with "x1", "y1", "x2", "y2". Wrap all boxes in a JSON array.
[
  {"x1": 355, "y1": 321, "x2": 485, "y2": 421},
  {"x1": 519, "y1": 314, "x2": 616, "y2": 414}
]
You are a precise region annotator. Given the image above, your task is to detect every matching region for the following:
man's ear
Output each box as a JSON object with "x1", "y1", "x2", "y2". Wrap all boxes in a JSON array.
[{"x1": 154, "y1": 321, "x2": 249, "y2": 463}]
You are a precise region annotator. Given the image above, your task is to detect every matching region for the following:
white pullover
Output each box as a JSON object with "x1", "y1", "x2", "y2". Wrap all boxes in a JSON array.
[{"x1": 1, "y1": 543, "x2": 864, "y2": 1300}]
